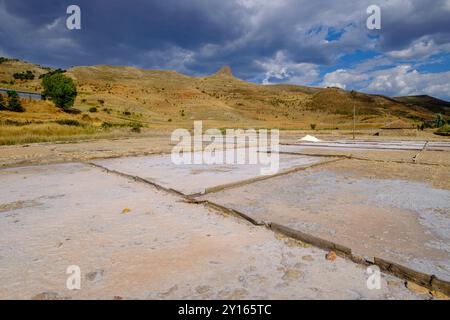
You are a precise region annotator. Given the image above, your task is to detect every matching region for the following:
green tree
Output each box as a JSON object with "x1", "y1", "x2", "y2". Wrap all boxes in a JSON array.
[
  {"x1": 42, "y1": 73, "x2": 77, "y2": 110},
  {"x1": 0, "y1": 93, "x2": 6, "y2": 110},
  {"x1": 435, "y1": 113, "x2": 446, "y2": 128},
  {"x1": 7, "y1": 90, "x2": 24, "y2": 112}
]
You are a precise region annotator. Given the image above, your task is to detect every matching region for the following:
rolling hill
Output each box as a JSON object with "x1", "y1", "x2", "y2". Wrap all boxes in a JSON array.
[
  {"x1": 1, "y1": 57, "x2": 449, "y2": 145},
  {"x1": 394, "y1": 95, "x2": 450, "y2": 115}
]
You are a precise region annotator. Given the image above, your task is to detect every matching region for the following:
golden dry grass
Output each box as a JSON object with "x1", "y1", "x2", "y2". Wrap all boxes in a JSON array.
[
  {"x1": 0, "y1": 123, "x2": 94, "y2": 145},
  {"x1": 0, "y1": 97, "x2": 145, "y2": 145},
  {"x1": 0, "y1": 123, "x2": 144, "y2": 145}
]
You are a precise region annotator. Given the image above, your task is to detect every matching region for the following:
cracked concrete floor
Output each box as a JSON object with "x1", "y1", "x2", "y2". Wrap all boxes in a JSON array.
[{"x1": 0, "y1": 162, "x2": 425, "y2": 299}]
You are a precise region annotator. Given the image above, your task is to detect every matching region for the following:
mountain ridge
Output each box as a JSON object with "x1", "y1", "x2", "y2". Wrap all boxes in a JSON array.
[{"x1": 1, "y1": 57, "x2": 448, "y2": 131}]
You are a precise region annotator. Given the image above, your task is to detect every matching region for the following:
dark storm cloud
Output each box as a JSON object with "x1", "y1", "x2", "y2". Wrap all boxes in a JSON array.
[
  {"x1": 0, "y1": 0, "x2": 249, "y2": 68},
  {"x1": 378, "y1": 0, "x2": 450, "y2": 51},
  {"x1": 0, "y1": 0, "x2": 373, "y2": 71},
  {"x1": 0, "y1": 0, "x2": 449, "y2": 98}
]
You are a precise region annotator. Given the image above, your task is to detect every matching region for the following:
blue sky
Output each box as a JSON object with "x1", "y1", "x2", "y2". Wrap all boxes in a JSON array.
[{"x1": 1, "y1": 0, "x2": 449, "y2": 99}]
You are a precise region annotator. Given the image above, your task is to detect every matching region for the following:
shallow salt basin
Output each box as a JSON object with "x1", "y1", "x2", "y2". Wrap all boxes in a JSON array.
[
  {"x1": 280, "y1": 144, "x2": 400, "y2": 153},
  {"x1": 92, "y1": 151, "x2": 329, "y2": 195},
  {"x1": 286, "y1": 140, "x2": 450, "y2": 152},
  {"x1": 0, "y1": 162, "x2": 423, "y2": 299},
  {"x1": 200, "y1": 166, "x2": 450, "y2": 281}
]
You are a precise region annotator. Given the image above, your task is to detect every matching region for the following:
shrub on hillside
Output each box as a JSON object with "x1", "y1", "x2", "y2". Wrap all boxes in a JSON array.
[
  {"x1": 64, "y1": 108, "x2": 82, "y2": 114},
  {"x1": 436, "y1": 124, "x2": 450, "y2": 135},
  {"x1": 101, "y1": 122, "x2": 113, "y2": 130},
  {"x1": 13, "y1": 70, "x2": 35, "y2": 80},
  {"x1": 7, "y1": 90, "x2": 24, "y2": 112},
  {"x1": 435, "y1": 113, "x2": 446, "y2": 128},
  {"x1": 130, "y1": 122, "x2": 142, "y2": 133},
  {"x1": 38, "y1": 68, "x2": 66, "y2": 79},
  {"x1": 0, "y1": 93, "x2": 6, "y2": 110},
  {"x1": 55, "y1": 119, "x2": 81, "y2": 127},
  {"x1": 89, "y1": 107, "x2": 98, "y2": 113},
  {"x1": 42, "y1": 73, "x2": 77, "y2": 110}
]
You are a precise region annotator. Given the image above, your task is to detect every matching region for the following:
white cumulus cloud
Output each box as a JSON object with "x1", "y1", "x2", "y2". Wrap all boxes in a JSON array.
[
  {"x1": 257, "y1": 51, "x2": 319, "y2": 85},
  {"x1": 321, "y1": 69, "x2": 369, "y2": 89}
]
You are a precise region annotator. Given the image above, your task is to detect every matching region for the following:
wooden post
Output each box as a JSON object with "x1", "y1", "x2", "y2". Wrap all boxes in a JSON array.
[{"x1": 353, "y1": 105, "x2": 356, "y2": 140}]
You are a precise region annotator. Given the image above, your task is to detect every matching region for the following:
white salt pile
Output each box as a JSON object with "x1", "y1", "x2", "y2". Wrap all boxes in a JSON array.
[{"x1": 299, "y1": 135, "x2": 322, "y2": 142}]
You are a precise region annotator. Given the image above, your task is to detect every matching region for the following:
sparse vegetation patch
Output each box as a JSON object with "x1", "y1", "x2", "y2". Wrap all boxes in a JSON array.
[{"x1": 13, "y1": 70, "x2": 35, "y2": 81}]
